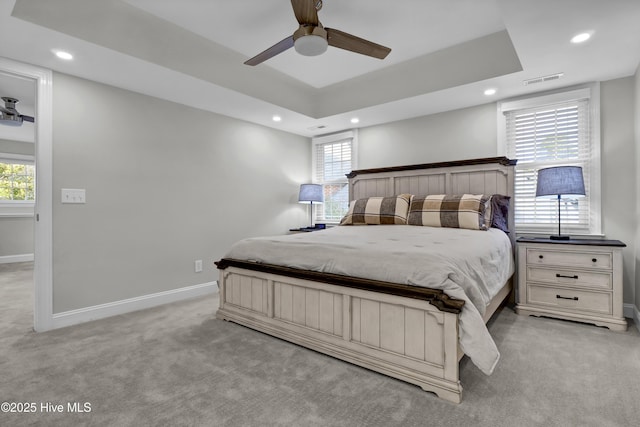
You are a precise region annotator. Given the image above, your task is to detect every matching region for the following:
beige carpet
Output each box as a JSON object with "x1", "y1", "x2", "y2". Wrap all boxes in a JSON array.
[{"x1": 0, "y1": 262, "x2": 638, "y2": 426}]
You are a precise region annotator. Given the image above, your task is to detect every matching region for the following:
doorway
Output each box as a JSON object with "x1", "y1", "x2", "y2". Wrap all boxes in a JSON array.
[{"x1": 0, "y1": 57, "x2": 53, "y2": 331}]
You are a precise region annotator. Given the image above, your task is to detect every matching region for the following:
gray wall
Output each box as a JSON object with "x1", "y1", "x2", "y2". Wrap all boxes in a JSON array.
[
  {"x1": 358, "y1": 103, "x2": 498, "y2": 168},
  {"x1": 0, "y1": 139, "x2": 35, "y2": 258},
  {"x1": 0, "y1": 217, "x2": 33, "y2": 257},
  {"x1": 635, "y1": 65, "x2": 640, "y2": 313},
  {"x1": 52, "y1": 73, "x2": 309, "y2": 313},
  {"x1": 0, "y1": 139, "x2": 35, "y2": 155},
  {"x1": 40, "y1": 72, "x2": 640, "y2": 316},
  {"x1": 356, "y1": 78, "x2": 638, "y2": 310},
  {"x1": 600, "y1": 77, "x2": 637, "y2": 305}
]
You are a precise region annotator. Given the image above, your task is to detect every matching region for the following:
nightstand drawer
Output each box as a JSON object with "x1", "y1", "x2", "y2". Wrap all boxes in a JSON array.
[
  {"x1": 527, "y1": 267, "x2": 612, "y2": 290},
  {"x1": 526, "y1": 249, "x2": 612, "y2": 270},
  {"x1": 527, "y1": 284, "x2": 612, "y2": 315}
]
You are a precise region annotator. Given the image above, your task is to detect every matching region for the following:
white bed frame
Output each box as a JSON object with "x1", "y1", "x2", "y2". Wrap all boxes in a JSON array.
[{"x1": 216, "y1": 157, "x2": 516, "y2": 403}]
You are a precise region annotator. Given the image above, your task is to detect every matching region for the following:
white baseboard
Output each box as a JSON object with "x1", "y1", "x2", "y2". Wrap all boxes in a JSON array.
[
  {"x1": 0, "y1": 253, "x2": 34, "y2": 264},
  {"x1": 52, "y1": 281, "x2": 218, "y2": 330},
  {"x1": 623, "y1": 303, "x2": 640, "y2": 328}
]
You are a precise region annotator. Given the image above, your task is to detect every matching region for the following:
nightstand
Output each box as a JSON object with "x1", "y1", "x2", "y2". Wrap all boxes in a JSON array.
[
  {"x1": 516, "y1": 237, "x2": 627, "y2": 331},
  {"x1": 289, "y1": 224, "x2": 327, "y2": 233}
]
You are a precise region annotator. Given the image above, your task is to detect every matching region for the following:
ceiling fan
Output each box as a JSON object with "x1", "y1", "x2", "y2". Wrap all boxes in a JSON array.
[
  {"x1": 244, "y1": 0, "x2": 391, "y2": 66},
  {"x1": 0, "y1": 97, "x2": 35, "y2": 126}
]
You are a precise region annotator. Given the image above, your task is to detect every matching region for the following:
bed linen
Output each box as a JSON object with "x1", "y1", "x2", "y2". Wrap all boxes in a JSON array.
[{"x1": 224, "y1": 225, "x2": 515, "y2": 375}]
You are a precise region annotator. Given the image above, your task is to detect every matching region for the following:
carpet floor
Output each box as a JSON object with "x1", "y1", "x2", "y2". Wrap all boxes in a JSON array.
[{"x1": 0, "y1": 262, "x2": 638, "y2": 426}]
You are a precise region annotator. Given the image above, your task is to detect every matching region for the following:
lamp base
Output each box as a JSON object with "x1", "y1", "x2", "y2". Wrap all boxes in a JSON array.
[{"x1": 550, "y1": 235, "x2": 570, "y2": 241}]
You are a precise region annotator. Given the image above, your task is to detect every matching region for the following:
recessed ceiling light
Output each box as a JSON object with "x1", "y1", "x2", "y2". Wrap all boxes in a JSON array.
[
  {"x1": 484, "y1": 88, "x2": 497, "y2": 96},
  {"x1": 53, "y1": 50, "x2": 73, "y2": 60},
  {"x1": 272, "y1": 115, "x2": 282, "y2": 122},
  {"x1": 571, "y1": 32, "x2": 591, "y2": 44},
  {"x1": 350, "y1": 118, "x2": 359, "y2": 124}
]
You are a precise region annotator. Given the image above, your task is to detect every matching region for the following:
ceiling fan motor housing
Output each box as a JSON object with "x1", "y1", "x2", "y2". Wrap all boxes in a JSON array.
[
  {"x1": 244, "y1": 0, "x2": 390, "y2": 65},
  {"x1": 0, "y1": 96, "x2": 34, "y2": 126},
  {"x1": 2, "y1": 96, "x2": 19, "y2": 107}
]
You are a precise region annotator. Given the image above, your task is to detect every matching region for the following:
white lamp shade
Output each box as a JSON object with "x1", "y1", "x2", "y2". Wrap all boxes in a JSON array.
[{"x1": 298, "y1": 184, "x2": 323, "y2": 204}]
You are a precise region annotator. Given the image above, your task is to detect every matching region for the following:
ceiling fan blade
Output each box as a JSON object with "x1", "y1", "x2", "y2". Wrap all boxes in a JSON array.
[
  {"x1": 326, "y1": 28, "x2": 391, "y2": 59},
  {"x1": 290, "y1": 0, "x2": 320, "y2": 26},
  {"x1": 244, "y1": 36, "x2": 295, "y2": 66},
  {"x1": 20, "y1": 115, "x2": 35, "y2": 123}
]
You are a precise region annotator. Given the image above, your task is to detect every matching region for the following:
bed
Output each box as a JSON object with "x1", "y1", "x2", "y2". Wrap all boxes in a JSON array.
[{"x1": 215, "y1": 157, "x2": 516, "y2": 403}]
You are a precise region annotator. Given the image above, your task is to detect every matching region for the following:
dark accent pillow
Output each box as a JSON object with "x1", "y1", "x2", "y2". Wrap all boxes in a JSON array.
[{"x1": 490, "y1": 194, "x2": 510, "y2": 233}]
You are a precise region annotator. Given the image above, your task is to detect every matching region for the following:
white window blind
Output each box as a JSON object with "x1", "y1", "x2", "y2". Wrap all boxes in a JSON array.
[
  {"x1": 312, "y1": 131, "x2": 356, "y2": 222},
  {"x1": 504, "y1": 95, "x2": 595, "y2": 234}
]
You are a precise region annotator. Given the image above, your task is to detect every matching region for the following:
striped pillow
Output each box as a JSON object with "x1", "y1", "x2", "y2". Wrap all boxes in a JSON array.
[
  {"x1": 340, "y1": 194, "x2": 412, "y2": 225},
  {"x1": 408, "y1": 194, "x2": 489, "y2": 230}
]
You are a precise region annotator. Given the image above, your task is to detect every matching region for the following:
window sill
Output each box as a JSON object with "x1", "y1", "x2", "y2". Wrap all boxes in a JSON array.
[{"x1": 0, "y1": 212, "x2": 34, "y2": 218}]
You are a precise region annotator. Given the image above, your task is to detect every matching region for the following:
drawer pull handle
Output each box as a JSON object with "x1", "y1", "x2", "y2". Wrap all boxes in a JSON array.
[
  {"x1": 556, "y1": 294, "x2": 579, "y2": 301},
  {"x1": 592, "y1": 258, "x2": 597, "y2": 263},
  {"x1": 556, "y1": 274, "x2": 578, "y2": 279},
  {"x1": 538, "y1": 255, "x2": 544, "y2": 259}
]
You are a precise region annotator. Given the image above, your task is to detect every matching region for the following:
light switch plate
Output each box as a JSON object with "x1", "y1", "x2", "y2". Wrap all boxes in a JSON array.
[{"x1": 61, "y1": 188, "x2": 86, "y2": 204}]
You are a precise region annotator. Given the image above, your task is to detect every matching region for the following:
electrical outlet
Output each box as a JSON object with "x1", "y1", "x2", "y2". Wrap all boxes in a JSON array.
[{"x1": 194, "y1": 259, "x2": 203, "y2": 273}]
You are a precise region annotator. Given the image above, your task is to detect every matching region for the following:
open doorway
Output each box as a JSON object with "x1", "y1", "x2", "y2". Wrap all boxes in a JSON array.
[
  {"x1": 0, "y1": 71, "x2": 35, "y2": 330},
  {"x1": 0, "y1": 57, "x2": 53, "y2": 332}
]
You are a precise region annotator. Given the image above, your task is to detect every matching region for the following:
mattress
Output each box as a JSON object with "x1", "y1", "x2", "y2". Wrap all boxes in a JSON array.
[{"x1": 224, "y1": 225, "x2": 515, "y2": 375}]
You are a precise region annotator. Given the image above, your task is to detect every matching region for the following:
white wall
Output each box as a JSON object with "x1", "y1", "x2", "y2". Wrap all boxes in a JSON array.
[
  {"x1": 356, "y1": 79, "x2": 638, "y2": 309},
  {"x1": 51, "y1": 72, "x2": 309, "y2": 313}
]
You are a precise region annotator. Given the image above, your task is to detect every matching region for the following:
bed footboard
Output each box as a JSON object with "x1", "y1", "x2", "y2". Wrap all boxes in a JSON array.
[{"x1": 216, "y1": 265, "x2": 463, "y2": 403}]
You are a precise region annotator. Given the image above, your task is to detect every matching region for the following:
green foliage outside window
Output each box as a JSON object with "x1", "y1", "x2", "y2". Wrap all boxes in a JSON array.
[{"x1": 0, "y1": 162, "x2": 35, "y2": 201}]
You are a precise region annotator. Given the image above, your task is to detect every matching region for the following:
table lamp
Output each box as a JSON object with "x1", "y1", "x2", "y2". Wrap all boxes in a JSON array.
[
  {"x1": 298, "y1": 184, "x2": 323, "y2": 228},
  {"x1": 535, "y1": 166, "x2": 585, "y2": 240}
]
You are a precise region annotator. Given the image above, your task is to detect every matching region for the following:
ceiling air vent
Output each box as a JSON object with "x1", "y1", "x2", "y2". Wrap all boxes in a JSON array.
[{"x1": 523, "y1": 72, "x2": 564, "y2": 86}]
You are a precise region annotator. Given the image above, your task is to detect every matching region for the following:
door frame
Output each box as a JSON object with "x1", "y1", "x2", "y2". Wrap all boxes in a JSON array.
[{"x1": 0, "y1": 56, "x2": 53, "y2": 331}]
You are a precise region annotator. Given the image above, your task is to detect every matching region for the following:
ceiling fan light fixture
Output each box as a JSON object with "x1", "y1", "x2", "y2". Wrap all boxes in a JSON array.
[
  {"x1": 294, "y1": 35, "x2": 328, "y2": 56},
  {"x1": 0, "y1": 116, "x2": 23, "y2": 126}
]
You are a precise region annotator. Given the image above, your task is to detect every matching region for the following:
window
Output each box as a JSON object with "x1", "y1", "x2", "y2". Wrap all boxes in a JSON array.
[
  {"x1": 312, "y1": 130, "x2": 357, "y2": 222},
  {"x1": 0, "y1": 154, "x2": 35, "y2": 203},
  {"x1": 499, "y1": 85, "x2": 601, "y2": 235}
]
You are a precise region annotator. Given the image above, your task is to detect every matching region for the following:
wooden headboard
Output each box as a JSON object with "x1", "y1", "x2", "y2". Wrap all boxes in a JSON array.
[{"x1": 346, "y1": 156, "x2": 517, "y2": 245}]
